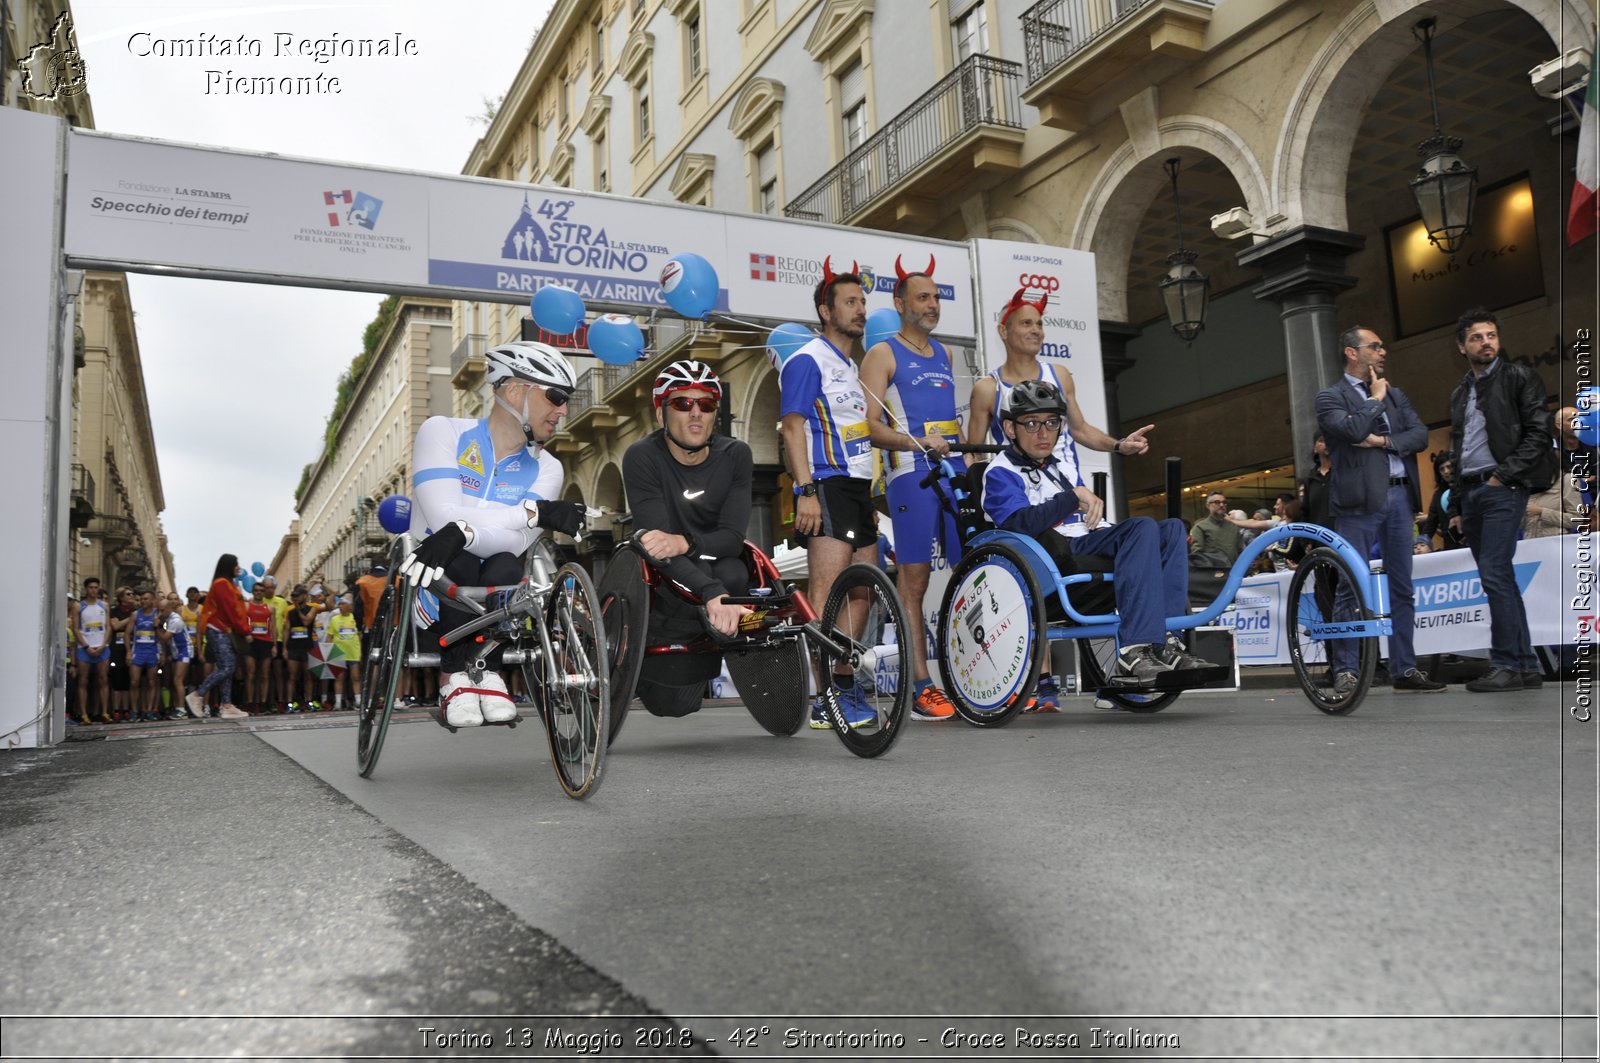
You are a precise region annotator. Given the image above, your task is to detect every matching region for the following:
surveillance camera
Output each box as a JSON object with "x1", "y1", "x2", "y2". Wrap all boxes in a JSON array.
[
  {"x1": 1210, "y1": 206, "x2": 1256, "y2": 240},
  {"x1": 1529, "y1": 48, "x2": 1591, "y2": 98}
]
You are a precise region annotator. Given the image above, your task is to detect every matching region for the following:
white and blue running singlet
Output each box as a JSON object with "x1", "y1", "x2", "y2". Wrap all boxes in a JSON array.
[
  {"x1": 779, "y1": 336, "x2": 874, "y2": 481},
  {"x1": 409, "y1": 415, "x2": 565, "y2": 625},
  {"x1": 988, "y1": 363, "x2": 1080, "y2": 469},
  {"x1": 881, "y1": 335, "x2": 961, "y2": 483}
]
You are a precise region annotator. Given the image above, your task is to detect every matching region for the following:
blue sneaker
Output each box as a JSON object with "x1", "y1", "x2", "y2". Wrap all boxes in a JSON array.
[
  {"x1": 1024, "y1": 674, "x2": 1061, "y2": 713},
  {"x1": 828, "y1": 684, "x2": 877, "y2": 730}
]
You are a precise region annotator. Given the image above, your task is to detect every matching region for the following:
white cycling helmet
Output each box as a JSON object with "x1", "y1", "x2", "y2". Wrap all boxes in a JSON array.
[
  {"x1": 651, "y1": 359, "x2": 722, "y2": 408},
  {"x1": 484, "y1": 341, "x2": 576, "y2": 390}
]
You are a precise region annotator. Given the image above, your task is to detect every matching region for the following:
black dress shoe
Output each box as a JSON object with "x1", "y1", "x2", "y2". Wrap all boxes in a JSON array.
[
  {"x1": 1393, "y1": 669, "x2": 1447, "y2": 692},
  {"x1": 1466, "y1": 667, "x2": 1523, "y2": 692},
  {"x1": 1520, "y1": 672, "x2": 1544, "y2": 689}
]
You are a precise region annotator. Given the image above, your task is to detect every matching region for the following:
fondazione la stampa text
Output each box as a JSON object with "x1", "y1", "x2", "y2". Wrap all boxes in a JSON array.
[{"x1": 126, "y1": 32, "x2": 420, "y2": 94}]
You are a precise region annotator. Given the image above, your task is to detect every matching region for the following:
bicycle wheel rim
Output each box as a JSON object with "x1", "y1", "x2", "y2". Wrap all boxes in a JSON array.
[{"x1": 817, "y1": 563, "x2": 911, "y2": 758}]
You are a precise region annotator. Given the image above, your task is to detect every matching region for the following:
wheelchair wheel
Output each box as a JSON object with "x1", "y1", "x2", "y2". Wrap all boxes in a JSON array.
[
  {"x1": 1074, "y1": 637, "x2": 1180, "y2": 713},
  {"x1": 935, "y1": 540, "x2": 1046, "y2": 728},
  {"x1": 1288, "y1": 546, "x2": 1375, "y2": 715},
  {"x1": 816, "y1": 563, "x2": 910, "y2": 758},
  {"x1": 531, "y1": 562, "x2": 610, "y2": 799},
  {"x1": 595, "y1": 548, "x2": 649, "y2": 746},
  {"x1": 356, "y1": 559, "x2": 412, "y2": 778},
  {"x1": 725, "y1": 638, "x2": 809, "y2": 736}
]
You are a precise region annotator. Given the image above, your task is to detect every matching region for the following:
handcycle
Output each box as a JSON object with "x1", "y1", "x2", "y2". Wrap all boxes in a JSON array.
[
  {"x1": 354, "y1": 533, "x2": 609, "y2": 800},
  {"x1": 922, "y1": 445, "x2": 1391, "y2": 725},
  {"x1": 595, "y1": 534, "x2": 912, "y2": 759}
]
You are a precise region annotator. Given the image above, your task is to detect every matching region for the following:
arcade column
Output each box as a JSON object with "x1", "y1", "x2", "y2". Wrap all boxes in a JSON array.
[
  {"x1": 1237, "y1": 226, "x2": 1365, "y2": 482},
  {"x1": 1098, "y1": 319, "x2": 1141, "y2": 520}
]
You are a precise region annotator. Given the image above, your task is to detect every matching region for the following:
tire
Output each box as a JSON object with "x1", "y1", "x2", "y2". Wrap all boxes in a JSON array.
[
  {"x1": 356, "y1": 539, "x2": 413, "y2": 778},
  {"x1": 1288, "y1": 546, "x2": 1376, "y2": 715},
  {"x1": 530, "y1": 562, "x2": 610, "y2": 799},
  {"x1": 595, "y1": 547, "x2": 650, "y2": 746},
  {"x1": 1074, "y1": 637, "x2": 1180, "y2": 713},
  {"x1": 935, "y1": 541, "x2": 1046, "y2": 728},
  {"x1": 816, "y1": 563, "x2": 911, "y2": 758}
]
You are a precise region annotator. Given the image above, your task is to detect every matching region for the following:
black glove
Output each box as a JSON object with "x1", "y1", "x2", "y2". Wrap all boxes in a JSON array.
[
  {"x1": 400, "y1": 521, "x2": 470, "y2": 588},
  {"x1": 530, "y1": 500, "x2": 586, "y2": 538}
]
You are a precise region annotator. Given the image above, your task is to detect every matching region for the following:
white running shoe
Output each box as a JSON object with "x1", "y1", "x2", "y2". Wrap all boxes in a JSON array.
[
  {"x1": 440, "y1": 672, "x2": 485, "y2": 727},
  {"x1": 477, "y1": 671, "x2": 518, "y2": 724},
  {"x1": 218, "y1": 703, "x2": 248, "y2": 719},
  {"x1": 184, "y1": 692, "x2": 205, "y2": 718}
]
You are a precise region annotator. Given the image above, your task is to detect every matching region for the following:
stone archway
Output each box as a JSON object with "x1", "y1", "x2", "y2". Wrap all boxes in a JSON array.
[{"x1": 1274, "y1": 0, "x2": 1592, "y2": 232}]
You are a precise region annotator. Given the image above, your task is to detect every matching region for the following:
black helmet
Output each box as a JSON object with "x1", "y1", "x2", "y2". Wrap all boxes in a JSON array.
[{"x1": 1002, "y1": 379, "x2": 1067, "y2": 421}]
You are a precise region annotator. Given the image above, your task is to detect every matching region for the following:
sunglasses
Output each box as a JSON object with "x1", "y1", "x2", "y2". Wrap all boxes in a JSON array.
[
  {"x1": 666, "y1": 396, "x2": 719, "y2": 413},
  {"x1": 541, "y1": 386, "x2": 571, "y2": 407}
]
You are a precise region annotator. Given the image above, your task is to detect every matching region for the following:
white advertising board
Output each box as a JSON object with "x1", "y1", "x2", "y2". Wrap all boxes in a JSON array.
[
  {"x1": 1218, "y1": 534, "x2": 1594, "y2": 665},
  {"x1": 64, "y1": 133, "x2": 431, "y2": 288}
]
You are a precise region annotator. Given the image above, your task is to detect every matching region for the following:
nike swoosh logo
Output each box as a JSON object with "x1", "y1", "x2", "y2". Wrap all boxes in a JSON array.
[{"x1": 683, "y1": 489, "x2": 706, "y2": 499}]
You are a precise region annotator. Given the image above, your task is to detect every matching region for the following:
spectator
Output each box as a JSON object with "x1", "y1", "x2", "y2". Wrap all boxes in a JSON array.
[
  {"x1": 1524, "y1": 406, "x2": 1589, "y2": 538},
  {"x1": 282, "y1": 585, "x2": 318, "y2": 712},
  {"x1": 243, "y1": 582, "x2": 275, "y2": 713},
  {"x1": 158, "y1": 592, "x2": 194, "y2": 719},
  {"x1": 260, "y1": 576, "x2": 290, "y2": 709},
  {"x1": 1189, "y1": 491, "x2": 1241, "y2": 568},
  {"x1": 127, "y1": 588, "x2": 162, "y2": 721},
  {"x1": 1422, "y1": 453, "x2": 1467, "y2": 549},
  {"x1": 1447, "y1": 308, "x2": 1557, "y2": 692},
  {"x1": 1315, "y1": 324, "x2": 1445, "y2": 693},
  {"x1": 327, "y1": 595, "x2": 363, "y2": 710},
  {"x1": 107, "y1": 586, "x2": 135, "y2": 721},
  {"x1": 186, "y1": 555, "x2": 250, "y2": 719},
  {"x1": 71, "y1": 576, "x2": 112, "y2": 724}
]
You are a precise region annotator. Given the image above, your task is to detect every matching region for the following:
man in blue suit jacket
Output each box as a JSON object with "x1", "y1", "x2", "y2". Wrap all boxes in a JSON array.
[{"x1": 1314, "y1": 326, "x2": 1447, "y2": 693}]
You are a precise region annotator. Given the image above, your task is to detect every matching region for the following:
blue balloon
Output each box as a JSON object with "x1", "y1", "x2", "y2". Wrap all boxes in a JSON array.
[
  {"x1": 530, "y1": 284, "x2": 585, "y2": 335},
  {"x1": 864, "y1": 307, "x2": 900, "y2": 352},
  {"x1": 588, "y1": 313, "x2": 645, "y2": 365},
  {"x1": 767, "y1": 323, "x2": 812, "y2": 370},
  {"x1": 251, "y1": 561, "x2": 265, "y2": 578},
  {"x1": 377, "y1": 495, "x2": 412, "y2": 535},
  {"x1": 1439, "y1": 489, "x2": 1451, "y2": 515},
  {"x1": 1576, "y1": 386, "x2": 1600, "y2": 446},
  {"x1": 239, "y1": 574, "x2": 256, "y2": 592},
  {"x1": 660, "y1": 253, "x2": 719, "y2": 319}
]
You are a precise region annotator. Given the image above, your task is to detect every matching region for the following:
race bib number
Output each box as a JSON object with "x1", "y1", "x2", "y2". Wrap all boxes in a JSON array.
[
  {"x1": 840, "y1": 420, "x2": 873, "y2": 478},
  {"x1": 251, "y1": 621, "x2": 269, "y2": 636},
  {"x1": 922, "y1": 418, "x2": 960, "y2": 441}
]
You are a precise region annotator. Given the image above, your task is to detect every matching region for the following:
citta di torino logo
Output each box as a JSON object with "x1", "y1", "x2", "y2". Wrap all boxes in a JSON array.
[{"x1": 322, "y1": 189, "x2": 383, "y2": 230}]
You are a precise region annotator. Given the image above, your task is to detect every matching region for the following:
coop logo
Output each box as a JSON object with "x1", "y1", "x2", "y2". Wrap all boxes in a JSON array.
[
  {"x1": 323, "y1": 190, "x2": 383, "y2": 230},
  {"x1": 499, "y1": 194, "x2": 653, "y2": 273},
  {"x1": 1017, "y1": 273, "x2": 1060, "y2": 292}
]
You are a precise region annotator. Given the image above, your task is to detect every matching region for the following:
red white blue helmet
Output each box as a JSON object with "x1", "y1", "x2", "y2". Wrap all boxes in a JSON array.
[
  {"x1": 652, "y1": 359, "x2": 722, "y2": 408},
  {"x1": 484, "y1": 341, "x2": 576, "y2": 390}
]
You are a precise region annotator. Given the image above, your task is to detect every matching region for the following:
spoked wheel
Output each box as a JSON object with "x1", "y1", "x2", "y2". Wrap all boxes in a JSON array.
[
  {"x1": 356, "y1": 540, "x2": 413, "y2": 778},
  {"x1": 935, "y1": 541, "x2": 1046, "y2": 728},
  {"x1": 1075, "y1": 637, "x2": 1180, "y2": 713},
  {"x1": 816, "y1": 563, "x2": 910, "y2": 758},
  {"x1": 595, "y1": 547, "x2": 650, "y2": 746},
  {"x1": 530, "y1": 562, "x2": 610, "y2": 799},
  {"x1": 1288, "y1": 546, "x2": 1376, "y2": 715}
]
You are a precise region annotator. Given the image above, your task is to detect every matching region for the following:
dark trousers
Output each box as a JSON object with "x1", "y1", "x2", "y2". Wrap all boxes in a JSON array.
[
  {"x1": 1461, "y1": 482, "x2": 1537, "y2": 672},
  {"x1": 1333, "y1": 484, "x2": 1417, "y2": 677},
  {"x1": 427, "y1": 550, "x2": 525, "y2": 673},
  {"x1": 1039, "y1": 516, "x2": 1188, "y2": 647}
]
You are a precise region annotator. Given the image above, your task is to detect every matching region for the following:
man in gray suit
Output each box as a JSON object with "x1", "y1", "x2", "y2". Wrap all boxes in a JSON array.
[{"x1": 1314, "y1": 326, "x2": 1446, "y2": 694}]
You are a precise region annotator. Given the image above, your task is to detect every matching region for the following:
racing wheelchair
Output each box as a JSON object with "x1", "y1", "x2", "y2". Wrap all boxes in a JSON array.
[
  {"x1": 595, "y1": 535, "x2": 912, "y2": 759},
  {"x1": 355, "y1": 533, "x2": 609, "y2": 800},
  {"x1": 925, "y1": 446, "x2": 1390, "y2": 726}
]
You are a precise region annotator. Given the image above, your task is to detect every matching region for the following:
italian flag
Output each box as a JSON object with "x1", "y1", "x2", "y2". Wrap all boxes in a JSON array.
[{"x1": 1569, "y1": 37, "x2": 1600, "y2": 245}]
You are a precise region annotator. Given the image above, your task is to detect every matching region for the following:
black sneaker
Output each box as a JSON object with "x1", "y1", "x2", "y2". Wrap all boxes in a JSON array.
[
  {"x1": 1465, "y1": 667, "x2": 1522, "y2": 692},
  {"x1": 1332, "y1": 672, "x2": 1360, "y2": 697},
  {"x1": 1392, "y1": 669, "x2": 1446, "y2": 692},
  {"x1": 1520, "y1": 671, "x2": 1544, "y2": 689},
  {"x1": 1112, "y1": 644, "x2": 1172, "y2": 685}
]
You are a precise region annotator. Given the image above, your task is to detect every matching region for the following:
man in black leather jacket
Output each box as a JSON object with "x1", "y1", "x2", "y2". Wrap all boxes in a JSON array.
[{"x1": 1446, "y1": 307, "x2": 1556, "y2": 692}]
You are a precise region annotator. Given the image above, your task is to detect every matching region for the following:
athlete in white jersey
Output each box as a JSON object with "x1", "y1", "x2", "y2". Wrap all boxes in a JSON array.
[{"x1": 399, "y1": 341, "x2": 588, "y2": 728}]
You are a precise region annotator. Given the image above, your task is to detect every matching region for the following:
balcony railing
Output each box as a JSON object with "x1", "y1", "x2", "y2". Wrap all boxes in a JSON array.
[
  {"x1": 1022, "y1": 0, "x2": 1209, "y2": 84},
  {"x1": 450, "y1": 333, "x2": 487, "y2": 381},
  {"x1": 71, "y1": 463, "x2": 95, "y2": 508},
  {"x1": 785, "y1": 53, "x2": 1024, "y2": 227},
  {"x1": 567, "y1": 368, "x2": 599, "y2": 421}
]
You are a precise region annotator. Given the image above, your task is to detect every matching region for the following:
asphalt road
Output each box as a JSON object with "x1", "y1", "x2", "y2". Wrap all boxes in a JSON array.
[{"x1": 2, "y1": 681, "x2": 1595, "y2": 1061}]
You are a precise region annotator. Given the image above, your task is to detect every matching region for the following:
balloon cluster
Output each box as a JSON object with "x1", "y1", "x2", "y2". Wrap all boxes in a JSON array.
[{"x1": 525, "y1": 252, "x2": 729, "y2": 366}]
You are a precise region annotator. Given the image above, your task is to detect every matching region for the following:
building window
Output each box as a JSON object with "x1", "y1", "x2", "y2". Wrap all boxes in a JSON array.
[
  {"x1": 637, "y1": 77, "x2": 651, "y2": 143},
  {"x1": 592, "y1": 16, "x2": 606, "y2": 74},
  {"x1": 756, "y1": 141, "x2": 777, "y2": 215},
  {"x1": 838, "y1": 59, "x2": 867, "y2": 153},
  {"x1": 951, "y1": 1, "x2": 988, "y2": 60},
  {"x1": 558, "y1": 71, "x2": 571, "y2": 130},
  {"x1": 685, "y1": 9, "x2": 703, "y2": 81},
  {"x1": 595, "y1": 132, "x2": 609, "y2": 192}
]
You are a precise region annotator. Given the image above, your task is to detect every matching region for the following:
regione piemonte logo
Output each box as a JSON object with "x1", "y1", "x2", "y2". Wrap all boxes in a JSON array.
[
  {"x1": 323, "y1": 189, "x2": 383, "y2": 230},
  {"x1": 750, "y1": 253, "x2": 776, "y2": 281}
]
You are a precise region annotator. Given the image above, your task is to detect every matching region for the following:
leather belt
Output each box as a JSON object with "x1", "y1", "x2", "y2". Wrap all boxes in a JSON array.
[{"x1": 1388, "y1": 476, "x2": 1409, "y2": 486}]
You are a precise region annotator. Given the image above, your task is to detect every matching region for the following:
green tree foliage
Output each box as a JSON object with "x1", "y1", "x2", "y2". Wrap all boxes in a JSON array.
[{"x1": 295, "y1": 296, "x2": 399, "y2": 507}]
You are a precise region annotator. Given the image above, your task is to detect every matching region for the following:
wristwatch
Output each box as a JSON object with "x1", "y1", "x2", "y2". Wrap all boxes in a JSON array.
[{"x1": 794, "y1": 482, "x2": 818, "y2": 498}]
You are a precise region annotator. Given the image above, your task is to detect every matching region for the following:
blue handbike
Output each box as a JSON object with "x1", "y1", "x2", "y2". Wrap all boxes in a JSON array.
[{"x1": 924, "y1": 446, "x2": 1390, "y2": 725}]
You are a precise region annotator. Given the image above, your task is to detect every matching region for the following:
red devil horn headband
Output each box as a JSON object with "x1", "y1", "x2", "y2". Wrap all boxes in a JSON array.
[
  {"x1": 894, "y1": 254, "x2": 937, "y2": 282},
  {"x1": 1000, "y1": 286, "x2": 1049, "y2": 324},
  {"x1": 820, "y1": 255, "x2": 860, "y2": 286}
]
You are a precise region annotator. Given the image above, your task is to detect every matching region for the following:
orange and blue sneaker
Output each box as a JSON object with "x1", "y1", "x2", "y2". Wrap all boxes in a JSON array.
[
  {"x1": 1022, "y1": 674, "x2": 1061, "y2": 713},
  {"x1": 911, "y1": 684, "x2": 956, "y2": 720}
]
